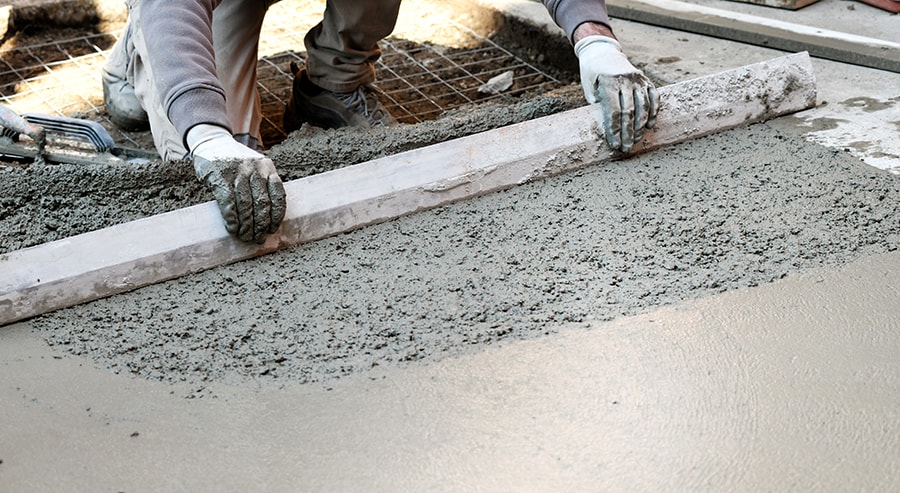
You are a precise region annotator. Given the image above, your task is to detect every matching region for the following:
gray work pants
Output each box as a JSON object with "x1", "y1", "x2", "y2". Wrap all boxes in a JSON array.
[{"x1": 107, "y1": 0, "x2": 402, "y2": 160}]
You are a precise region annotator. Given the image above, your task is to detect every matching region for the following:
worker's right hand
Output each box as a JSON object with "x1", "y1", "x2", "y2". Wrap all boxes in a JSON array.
[
  {"x1": 575, "y1": 35, "x2": 658, "y2": 153},
  {"x1": 188, "y1": 124, "x2": 287, "y2": 244}
]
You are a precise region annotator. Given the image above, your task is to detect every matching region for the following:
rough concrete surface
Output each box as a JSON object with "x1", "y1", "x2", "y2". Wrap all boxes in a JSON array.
[
  {"x1": 23, "y1": 122, "x2": 900, "y2": 394},
  {"x1": 0, "y1": 90, "x2": 582, "y2": 254},
  {"x1": 0, "y1": 52, "x2": 819, "y2": 327}
]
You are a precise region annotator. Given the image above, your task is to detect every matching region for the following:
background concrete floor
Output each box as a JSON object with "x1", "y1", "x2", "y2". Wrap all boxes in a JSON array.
[{"x1": 2, "y1": 0, "x2": 899, "y2": 491}]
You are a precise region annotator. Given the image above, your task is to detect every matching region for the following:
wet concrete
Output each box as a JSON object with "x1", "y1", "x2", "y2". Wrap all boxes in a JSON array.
[
  {"x1": 0, "y1": 89, "x2": 583, "y2": 254},
  {"x1": 22, "y1": 122, "x2": 900, "y2": 394},
  {"x1": 3, "y1": 248, "x2": 898, "y2": 491},
  {"x1": 1, "y1": 0, "x2": 899, "y2": 489}
]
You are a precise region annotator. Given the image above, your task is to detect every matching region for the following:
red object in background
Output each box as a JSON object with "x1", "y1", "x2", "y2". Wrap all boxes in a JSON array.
[{"x1": 856, "y1": 0, "x2": 900, "y2": 13}]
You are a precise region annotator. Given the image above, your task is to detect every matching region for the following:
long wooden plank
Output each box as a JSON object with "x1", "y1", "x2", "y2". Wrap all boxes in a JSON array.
[
  {"x1": 0, "y1": 52, "x2": 817, "y2": 326},
  {"x1": 607, "y1": 0, "x2": 900, "y2": 73}
]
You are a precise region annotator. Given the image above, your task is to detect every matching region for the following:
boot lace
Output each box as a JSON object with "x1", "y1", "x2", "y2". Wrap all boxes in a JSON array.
[{"x1": 334, "y1": 85, "x2": 391, "y2": 127}]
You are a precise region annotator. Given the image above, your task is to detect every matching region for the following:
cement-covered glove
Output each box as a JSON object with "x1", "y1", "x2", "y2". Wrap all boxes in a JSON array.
[
  {"x1": 188, "y1": 124, "x2": 287, "y2": 243},
  {"x1": 575, "y1": 35, "x2": 658, "y2": 153}
]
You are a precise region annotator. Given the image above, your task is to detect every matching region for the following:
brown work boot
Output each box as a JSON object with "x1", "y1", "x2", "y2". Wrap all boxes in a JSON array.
[{"x1": 283, "y1": 63, "x2": 396, "y2": 133}]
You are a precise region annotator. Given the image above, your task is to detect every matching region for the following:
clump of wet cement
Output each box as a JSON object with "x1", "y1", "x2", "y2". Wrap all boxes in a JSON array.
[{"x1": 30, "y1": 123, "x2": 900, "y2": 390}]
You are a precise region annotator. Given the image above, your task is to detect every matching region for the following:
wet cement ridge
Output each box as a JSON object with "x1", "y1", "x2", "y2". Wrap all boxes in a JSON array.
[
  {"x1": 0, "y1": 90, "x2": 579, "y2": 254},
  {"x1": 30, "y1": 123, "x2": 900, "y2": 394}
]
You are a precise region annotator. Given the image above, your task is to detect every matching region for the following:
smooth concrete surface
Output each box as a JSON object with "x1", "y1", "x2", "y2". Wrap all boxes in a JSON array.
[
  {"x1": 606, "y1": 0, "x2": 900, "y2": 72},
  {"x1": 2, "y1": 250, "x2": 899, "y2": 491}
]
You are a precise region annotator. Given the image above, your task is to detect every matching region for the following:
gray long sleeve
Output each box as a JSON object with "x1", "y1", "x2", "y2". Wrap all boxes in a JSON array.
[
  {"x1": 541, "y1": 0, "x2": 611, "y2": 42},
  {"x1": 136, "y1": 0, "x2": 231, "y2": 148}
]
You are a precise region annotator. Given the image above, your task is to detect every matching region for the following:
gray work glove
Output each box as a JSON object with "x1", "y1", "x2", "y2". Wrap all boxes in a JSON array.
[
  {"x1": 575, "y1": 35, "x2": 659, "y2": 153},
  {"x1": 188, "y1": 124, "x2": 287, "y2": 243}
]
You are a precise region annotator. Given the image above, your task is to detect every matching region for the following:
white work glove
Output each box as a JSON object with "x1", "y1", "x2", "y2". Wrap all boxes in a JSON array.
[
  {"x1": 188, "y1": 124, "x2": 287, "y2": 243},
  {"x1": 575, "y1": 35, "x2": 659, "y2": 153}
]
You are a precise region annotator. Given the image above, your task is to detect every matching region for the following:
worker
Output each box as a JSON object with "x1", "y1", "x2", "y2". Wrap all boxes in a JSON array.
[{"x1": 101, "y1": 0, "x2": 658, "y2": 244}]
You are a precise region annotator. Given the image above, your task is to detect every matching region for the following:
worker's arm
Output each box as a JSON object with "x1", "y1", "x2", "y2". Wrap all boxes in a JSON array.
[
  {"x1": 541, "y1": 0, "x2": 658, "y2": 153},
  {"x1": 134, "y1": 0, "x2": 286, "y2": 242},
  {"x1": 138, "y1": 0, "x2": 228, "y2": 141}
]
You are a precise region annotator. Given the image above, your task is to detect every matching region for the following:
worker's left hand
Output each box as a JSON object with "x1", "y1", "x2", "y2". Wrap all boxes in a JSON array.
[{"x1": 575, "y1": 35, "x2": 658, "y2": 153}]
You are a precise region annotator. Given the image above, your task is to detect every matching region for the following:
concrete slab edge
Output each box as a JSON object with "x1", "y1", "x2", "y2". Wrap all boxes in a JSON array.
[{"x1": 606, "y1": 0, "x2": 900, "y2": 73}]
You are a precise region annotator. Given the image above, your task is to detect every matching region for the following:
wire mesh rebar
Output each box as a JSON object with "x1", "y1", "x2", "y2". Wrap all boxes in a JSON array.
[{"x1": 1, "y1": 17, "x2": 561, "y2": 150}]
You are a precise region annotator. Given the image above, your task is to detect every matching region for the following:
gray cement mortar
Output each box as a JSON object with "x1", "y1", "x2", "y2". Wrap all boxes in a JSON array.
[
  {"x1": 0, "y1": 89, "x2": 582, "y2": 254},
  {"x1": 22, "y1": 121, "x2": 900, "y2": 395}
]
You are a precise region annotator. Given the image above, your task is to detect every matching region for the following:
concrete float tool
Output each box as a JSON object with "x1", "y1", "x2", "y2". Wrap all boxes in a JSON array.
[{"x1": 0, "y1": 52, "x2": 817, "y2": 326}]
